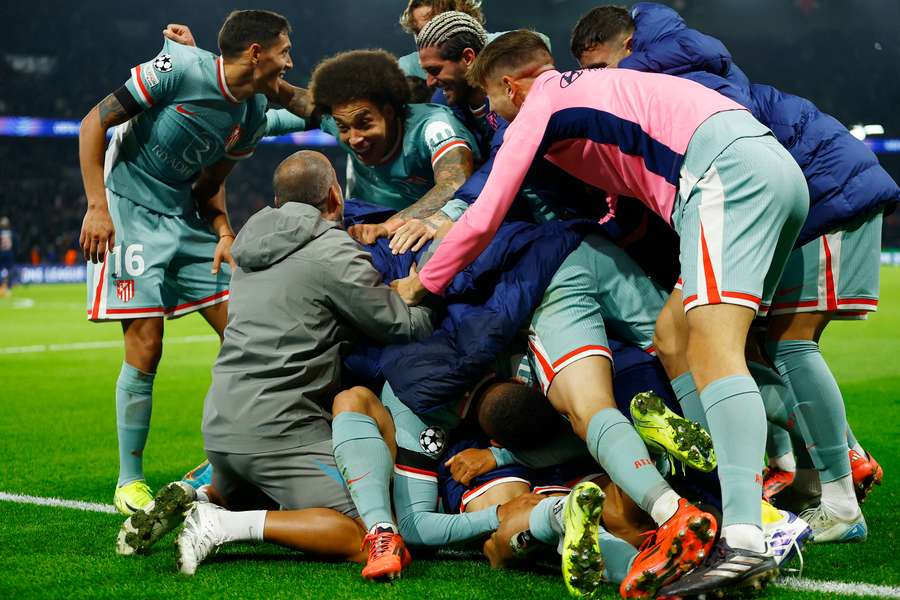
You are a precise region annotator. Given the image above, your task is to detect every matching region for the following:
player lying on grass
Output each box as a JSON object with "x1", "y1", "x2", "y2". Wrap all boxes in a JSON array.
[
  {"x1": 391, "y1": 30, "x2": 811, "y2": 597},
  {"x1": 164, "y1": 25, "x2": 479, "y2": 255},
  {"x1": 571, "y1": 3, "x2": 895, "y2": 540},
  {"x1": 78, "y1": 10, "x2": 297, "y2": 515},
  {"x1": 116, "y1": 150, "x2": 434, "y2": 576}
]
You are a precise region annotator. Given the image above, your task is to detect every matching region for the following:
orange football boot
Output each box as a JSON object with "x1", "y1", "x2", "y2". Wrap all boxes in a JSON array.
[
  {"x1": 360, "y1": 528, "x2": 412, "y2": 581},
  {"x1": 762, "y1": 467, "x2": 795, "y2": 503},
  {"x1": 620, "y1": 498, "x2": 717, "y2": 599},
  {"x1": 850, "y1": 449, "x2": 876, "y2": 503}
]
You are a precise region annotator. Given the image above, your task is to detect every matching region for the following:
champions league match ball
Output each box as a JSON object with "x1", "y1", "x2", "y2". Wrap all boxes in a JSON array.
[{"x1": 419, "y1": 426, "x2": 446, "y2": 455}]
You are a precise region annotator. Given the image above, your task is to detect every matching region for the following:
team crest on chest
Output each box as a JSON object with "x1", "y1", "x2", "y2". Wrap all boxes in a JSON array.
[
  {"x1": 115, "y1": 279, "x2": 135, "y2": 303},
  {"x1": 153, "y1": 54, "x2": 173, "y2": 73},
  {"x1": 224, "y1": 124, "x2": 243, "y2": 151}
]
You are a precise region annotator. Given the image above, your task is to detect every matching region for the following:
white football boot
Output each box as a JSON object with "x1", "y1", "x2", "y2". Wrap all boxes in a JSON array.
[
  {"x1": 175, "y1": 502, "x2": 227, "y2": 575},
  {"x1": 800, "y1": 504, "x2": 868, "y2": 543}
]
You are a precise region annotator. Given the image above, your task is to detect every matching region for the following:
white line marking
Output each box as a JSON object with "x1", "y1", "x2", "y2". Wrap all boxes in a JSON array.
[
  {"x1": 0, "y1": 491, "x2": 118, "y2": 514},
  {"x1": 0, "y1": 334, "x2": 218, "y2": 355},
  {"x1": 776, "y1": 576, "x2": 900, "y2": 598},
  {"x1": 2, "y1": 491, "x2": 900, "y2": 598}
]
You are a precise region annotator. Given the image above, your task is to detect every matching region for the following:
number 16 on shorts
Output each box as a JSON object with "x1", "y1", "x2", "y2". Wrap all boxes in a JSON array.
[{"x1": 109, "y1": 244, "x2": 146, "y2": 278}]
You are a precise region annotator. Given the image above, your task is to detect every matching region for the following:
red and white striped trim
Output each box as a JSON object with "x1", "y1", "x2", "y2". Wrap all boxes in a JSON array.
[
  {"x1": 130, "y1": 64, "x2": 155, "y2": 107},
  {"x1": 528, "y1": 335, "x2": 612, "y2": 393},
  {"x1": 460, "y1": 476, "x2": 530, "y2": 512},
  {"x1": 431, "y1": 139, "x2": 469, "y2": 167},
  {"x1": 674, "y1": 277, "x2": 683, "y2": 291},
  {"x1": 683, "y1": 290, "x2": 761, "y2": 313},
  {"x1": 165, "y1": 290, "x2": 230, "y2": 319},
  {"x1": 532, "y1": 485, "x2": 572, "y2": 496},
  {"x1": 393, "y1": 465, "x2": 438, "y2": 483},
  {"x1": 216, "y1": 57, "x2": 239, "y2": 104},
  {"x1": 766, "y1": 297, "x2": 878, "y2": 316},
  {"x1": 88, "y1": 257, "x2": 108, "y2": 321}
]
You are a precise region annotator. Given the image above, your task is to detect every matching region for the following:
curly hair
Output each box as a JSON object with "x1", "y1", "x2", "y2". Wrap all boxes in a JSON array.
[
  {"x1": 310, "y1": 50, "x2": 411, "y2": 117},
  {"x1": 398, "y1": 0, "x2": 485, "y2": 35}
]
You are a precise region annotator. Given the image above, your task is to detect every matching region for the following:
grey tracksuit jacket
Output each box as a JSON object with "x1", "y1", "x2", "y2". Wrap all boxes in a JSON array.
[{"x1": 202, "y1": 202, "x2": 433, "y2": 454}]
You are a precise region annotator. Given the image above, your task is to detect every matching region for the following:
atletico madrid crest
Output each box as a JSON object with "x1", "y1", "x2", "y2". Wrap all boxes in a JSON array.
[{"x1": 116, "y1": 279, "x2": 135, "y2": 303}]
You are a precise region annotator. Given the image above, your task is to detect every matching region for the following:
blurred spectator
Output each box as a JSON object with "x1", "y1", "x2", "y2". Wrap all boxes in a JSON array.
[{"x1": 0, "y1": 216, "x2": 13, "y2": 295}]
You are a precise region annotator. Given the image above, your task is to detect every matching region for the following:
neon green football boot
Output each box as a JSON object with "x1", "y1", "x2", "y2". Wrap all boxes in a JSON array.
[
  {"x1": 562, "y1": 481, "x2": 606, "y2": 599},
  {"x1": 113, "y1": 480, "x2": 154, "y2": 516},
  {"x1": 630, "y1": 391, "x2": 717, "y2": 473}
]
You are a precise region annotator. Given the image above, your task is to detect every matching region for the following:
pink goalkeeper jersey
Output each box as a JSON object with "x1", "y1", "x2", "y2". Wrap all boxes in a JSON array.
[{"x1": 418, "y1": 68, "x2": 747, "y2": 294}]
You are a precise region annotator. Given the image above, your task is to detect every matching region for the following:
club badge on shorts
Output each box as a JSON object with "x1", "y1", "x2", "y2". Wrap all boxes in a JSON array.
[{"x1": 115, "y1": 279, "x2": 135, "y2": 303}]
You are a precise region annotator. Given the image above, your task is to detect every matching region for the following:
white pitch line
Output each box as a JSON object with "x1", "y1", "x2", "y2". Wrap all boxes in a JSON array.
[
  {"x1": 0, "y1": 334, "x2": 218, "y2": 355},
  {"x1": 0, "y1": 491, "x2": 118, "y2": 514},
  {"x1": 776, "y1": 576, "x2": 900, "y2": 598},
  {"x1": 1, "y1": 490, "x2": 899, "y2": 598}
]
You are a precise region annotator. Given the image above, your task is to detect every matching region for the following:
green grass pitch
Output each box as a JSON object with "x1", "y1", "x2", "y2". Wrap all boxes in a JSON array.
[{"x1": 1, "y1": 269, "x2": 899, "y2": 599}]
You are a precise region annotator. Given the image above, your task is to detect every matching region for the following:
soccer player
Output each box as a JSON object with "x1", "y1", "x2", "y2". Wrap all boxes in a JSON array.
[
  {"x1": 264, "y1": 49, "x2": 479, "y2": 254},
  {"x1": 392, "y1": 31, "x2": 810, "y2": 596},
  {"x1": 570, "y1": 2, "x2": 894, "y2": 539},
  {"x1": 78, "y1": 10, "x2": 294, "y2": 515},
  {"x1": 397, "y1": 0, "x2": 487, "y2": 78}
]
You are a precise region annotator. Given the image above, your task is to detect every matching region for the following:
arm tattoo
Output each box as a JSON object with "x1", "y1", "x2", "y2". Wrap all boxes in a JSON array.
[
  {"x1": 395, "y1": 146, "x2": 473, "y2": 221},
  {"x1": 286, "y1": 86, "x2": 315, "y2": 118},
  {"x1": 99, "y1": 87, "x2": 141, "y2": 127}
]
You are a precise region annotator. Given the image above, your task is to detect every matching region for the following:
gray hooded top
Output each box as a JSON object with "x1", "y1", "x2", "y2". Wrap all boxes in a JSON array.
[{"x1": 202, "y1": 202, "x2": 433, "y2": 454}]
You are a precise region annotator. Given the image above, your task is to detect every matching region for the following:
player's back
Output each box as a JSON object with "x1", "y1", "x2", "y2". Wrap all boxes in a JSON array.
[
  {"x1": 517, "y1": 68, "x2": 748, "y2": 222},
  {"x1": 106, "y1": 39, "x2": 267, "y2": 216}
]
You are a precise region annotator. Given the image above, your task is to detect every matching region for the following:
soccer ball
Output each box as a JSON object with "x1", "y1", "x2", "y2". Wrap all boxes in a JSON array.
[
  {"x1": 419, "y1": 426, "x2": 446, "y2": 455},
  {"x1": 153, "y1": 54, "x2": 173, "y2": 73}
]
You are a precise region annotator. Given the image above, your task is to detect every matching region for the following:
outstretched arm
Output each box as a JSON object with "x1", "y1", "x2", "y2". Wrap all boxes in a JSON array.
[
  {"x1": 78, "y1": 90, "x2": 144, "y2": 262},
  {"x1": 193, "y1": 159, "x2": 237, "y2": 273},
  {"x1": 367, "y1": 146, "x2": 473, "y2": 254}
]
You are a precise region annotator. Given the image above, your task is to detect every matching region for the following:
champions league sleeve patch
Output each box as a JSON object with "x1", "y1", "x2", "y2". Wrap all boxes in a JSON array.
[{"x1": 153, "y1": 54, "x2": 173, "y2": 73}]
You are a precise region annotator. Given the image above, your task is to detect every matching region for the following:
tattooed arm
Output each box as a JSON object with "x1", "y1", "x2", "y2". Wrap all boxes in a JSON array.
[
  {"x1": 270, "y1": 79, "x2": 320, "y2": 129},
  {"x1": 78, "y1": 90, "x2": 144, "y2": 262},
  {"x1": 384, "y1": 146, "x2": 474, "y2": 254}
]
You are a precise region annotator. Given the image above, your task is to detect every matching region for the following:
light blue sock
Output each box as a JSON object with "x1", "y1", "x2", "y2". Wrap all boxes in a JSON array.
[
  {"x1": 768, "y1": 340, "x2": 851, "y2": 483},
  {"x1": 332, "y1": 412, "x2": 394, "y2": 530},
  {"x1": 599, "y1": 529, "x2": 638, "y2": 585},
  {"x1": 766, "y1": 423, "x2": 794, "y2": 462},
  {"x1": 747, "y1": 360, "x2": 814, "y2": 467},
  {"x1": 528, "y1": 496, "x2": 564, "y2": 545},
  {"x1": 528, "y1": 496, "x2": 638, "y2": 585},
  {"x1": 846, "y1": 424, "x2": 863, "y2": 454},
  {"x1": 700, "y1": 375, "x2": 766, "y2": 528},
  {"x1": 393, "y1": 470, "x2": 499, "y2": 546},
  {"x1": 116, "y1": 362, "x2": 154, "y2": 487},
  {"x1": 671, "y1": 372, "x2": 708, "y2": 429},
  {"x1": 586, "y1": 409, "x2": 672, "y2": 516}
]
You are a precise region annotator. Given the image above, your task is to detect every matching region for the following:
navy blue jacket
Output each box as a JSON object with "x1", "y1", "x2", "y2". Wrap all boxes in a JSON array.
[
  {"x1": 342, "y1": 199, "x2": 593, "y2": 415},
  {"x1": 621, "y1": 2, "x2": 898, "y2": 245}
]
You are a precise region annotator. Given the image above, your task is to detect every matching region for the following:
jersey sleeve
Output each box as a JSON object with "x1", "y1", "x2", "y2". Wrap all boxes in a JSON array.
[
  {"x1": 417, "y1": 91, "x2": 553, "y2": 295},
  {"x1": 122, "y1": 40, "x2": 186, "y2": 109},
  {"x1": 420, "y1": 112, "x2": 476, "y2": 168},
  {"x1": 264, "y1": 108, "x2": 310, "y2": 137}
]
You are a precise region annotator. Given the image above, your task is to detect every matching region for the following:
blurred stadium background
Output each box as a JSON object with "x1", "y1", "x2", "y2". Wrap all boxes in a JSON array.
[{"x1": 1, "y1": 0, "x2": 899, "y2": 286}]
